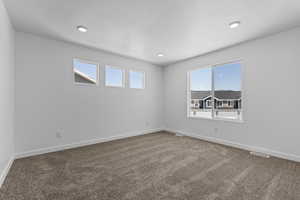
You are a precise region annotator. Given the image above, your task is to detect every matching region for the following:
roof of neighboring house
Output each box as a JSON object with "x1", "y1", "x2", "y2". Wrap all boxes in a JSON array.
[
  {"x1": 74, "y1": 69, "x2": 97, "y2": 84},
  {"x1": 191, "y1": 90, "x2": 241, "y2": 100},
  {"x1": 191, "y1": 91, "x2": 210, "y2": 99}
]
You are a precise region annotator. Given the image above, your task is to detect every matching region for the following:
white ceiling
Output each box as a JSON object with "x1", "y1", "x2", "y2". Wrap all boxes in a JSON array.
[{"x1": 4, "y1": 0, "x2": 300, "y2": 66}]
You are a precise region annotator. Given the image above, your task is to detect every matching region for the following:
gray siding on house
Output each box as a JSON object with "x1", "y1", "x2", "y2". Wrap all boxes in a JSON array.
[{"x1": 190, "y1": 90, "x2": 242, "y2": 109}]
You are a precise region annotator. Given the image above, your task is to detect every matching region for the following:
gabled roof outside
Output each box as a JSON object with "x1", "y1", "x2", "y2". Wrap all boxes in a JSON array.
[{"x1": 191, "y1": 90, "x2": 241, "y2": 100}]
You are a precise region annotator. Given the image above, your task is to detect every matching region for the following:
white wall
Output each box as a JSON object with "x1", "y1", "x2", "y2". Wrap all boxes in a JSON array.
[
  {"x1": 12, "y1": 20, "x2": 300, "y2": 162},
  {"x1": 164, "y1": 28, "x2": 300, "y2": 161},
  {"x1": 0, "y1": 0, "x2": 15, "y2": 185},
  {"x1": 15, "y1": 32, "x2": 164, "y2": 155}
]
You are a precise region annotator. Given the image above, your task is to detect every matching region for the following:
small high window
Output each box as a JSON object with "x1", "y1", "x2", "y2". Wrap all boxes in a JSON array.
[
  {"x1": 73, "y1": 59, "x2": 98, "y2": 85},
  {"x1": 129, "y1": 70, "x2": 145, "y2": 89},
  {"x1": 105, "y1": 66, "x2": 124, "y2": 87}
]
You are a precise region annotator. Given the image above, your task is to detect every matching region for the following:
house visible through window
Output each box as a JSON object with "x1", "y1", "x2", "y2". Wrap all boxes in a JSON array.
[
  {"x1": 73, "y1": 59, "x2": 98, "y2": 85},
  {"x1": 188, "y1": 62, "x2": 242, "y2": 121},
  {"x1": 105, "y1": 66, "x2": 124, "y2": 87},
  {"x1": 189, "y1": 67, "x2": 212, "y2": 119},
  {"x1": 129, "y1": 70, "x2": 145, "y2": 89}
]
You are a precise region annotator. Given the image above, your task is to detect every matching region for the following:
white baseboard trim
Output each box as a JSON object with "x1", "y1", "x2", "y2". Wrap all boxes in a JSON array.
[
  {"x1": 15, "y1": 128, "x2": 163, "y2": 159},
  {"x1": 0, "y1": 157, "x2": 14, "y2": 188},
  {"x1": 165, "y1": 128, "x2": 300, "y2": 163}
]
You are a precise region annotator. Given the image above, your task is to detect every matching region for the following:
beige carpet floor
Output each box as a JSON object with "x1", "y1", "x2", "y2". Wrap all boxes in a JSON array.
[{"x1": 1, "y1": 131, "x2": 300, "y2": 200}]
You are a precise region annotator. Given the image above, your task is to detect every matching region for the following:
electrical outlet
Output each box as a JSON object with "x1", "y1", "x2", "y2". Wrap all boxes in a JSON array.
[
  {"x1": 211, "y1": 127, "x2": 219, "y2": 136},
  {"x1": 56, "y1": 130, "x2": 63, "y2": 139}
]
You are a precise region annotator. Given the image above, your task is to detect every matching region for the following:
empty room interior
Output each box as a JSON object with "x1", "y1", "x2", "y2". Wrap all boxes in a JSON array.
[{"x1": 1, "y1": 0, "x2": 300, "y2": 199}]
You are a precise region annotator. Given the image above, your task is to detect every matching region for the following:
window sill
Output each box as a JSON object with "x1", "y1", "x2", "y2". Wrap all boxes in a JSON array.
[
  {"x1": 74, "y1": 82, "x2": 98, "y2": 87},
  {"x1": 105, "y1": 85, "x2": 125, "y2": 88},
  {"x1": 188, "y1": 116, "x2": 244, "y2": 124},
  {"x1": 129, "y1": 88, "x2": 145, "y2": 90}
]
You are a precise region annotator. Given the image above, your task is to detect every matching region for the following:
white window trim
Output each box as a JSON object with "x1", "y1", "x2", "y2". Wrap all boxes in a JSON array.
[
  {"x1": 105, "y1": 65, "x2": 125, "y2": 88},
  {"x1": 73, "y1": 58, "x2": 99, "y2": 87},
  {"x1": 129, "y1": 70, "x2": 145, "y2": 89},
  {"x1": 187, "y1": 60, "x2": 244, "y2": 123}
]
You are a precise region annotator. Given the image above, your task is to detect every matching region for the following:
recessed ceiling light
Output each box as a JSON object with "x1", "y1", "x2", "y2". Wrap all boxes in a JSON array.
[
  {"x1": 157, "y1": 53, "x2": 164, "y2": 57},
  {"x1": 229, "y1": 21, "x2": 241, "y2": 29},
  {"x1": 77, "y1": 25, "x2": 88, "y2": 33}
]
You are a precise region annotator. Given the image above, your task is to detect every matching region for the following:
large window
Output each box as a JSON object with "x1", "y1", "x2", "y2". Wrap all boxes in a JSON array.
[
  {"x1": 105, "y1": 66, "x2": 125, "y2": 87},
  {"x1": 188, "y1": 61, "x2": 242, "y2": 121},
  {"x1": 73, "y1": 59, "x2": 98, "y2": 85},
  {"x1": 129, "y1": 70, "x2": 145, "y2": 89}
]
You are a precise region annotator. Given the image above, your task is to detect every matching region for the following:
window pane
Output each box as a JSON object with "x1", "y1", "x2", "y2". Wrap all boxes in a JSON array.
[
  {"x1": 189, "y1": 67, "x2": 212, "y2": 118},
  {"x1": 105, "y1": 66, "x2": 124, "y2": 87},
  {"x1": 129, "y1": 71, "x2": 145, "y2": 89},
  {"x1": 73, "y1": 59, "x2": 97, "y2": 85},
  {"x1": 213, "y1": 62, "x2": 242, "y2": 120}
]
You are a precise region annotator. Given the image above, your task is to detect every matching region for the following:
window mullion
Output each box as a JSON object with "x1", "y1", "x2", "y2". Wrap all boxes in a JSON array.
[{"x1": 211, "y1": 66, "x2": 215, "y2": 119}]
